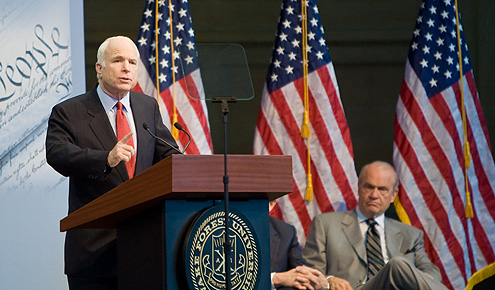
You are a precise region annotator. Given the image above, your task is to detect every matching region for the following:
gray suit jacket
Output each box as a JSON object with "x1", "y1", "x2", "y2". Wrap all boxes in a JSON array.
[
  {"x1": 303, "y1": 210, "x2": 441, "y2": 288},
  {"x1": 46, "y1": 85, "x2": 178, "y2": 276}
]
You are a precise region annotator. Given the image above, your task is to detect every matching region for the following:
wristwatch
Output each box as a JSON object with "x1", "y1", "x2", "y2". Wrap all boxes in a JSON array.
[{"x1": 324, "y1": 275, "x2": 334, "y2": 290}]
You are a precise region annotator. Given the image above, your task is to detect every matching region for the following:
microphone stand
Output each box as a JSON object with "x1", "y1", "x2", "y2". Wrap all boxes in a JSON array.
[{"x1": 212, "y1": 96, "x2": 236, "y2": 290}]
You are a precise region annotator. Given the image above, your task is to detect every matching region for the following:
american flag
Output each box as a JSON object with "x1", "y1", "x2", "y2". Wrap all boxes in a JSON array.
[
  {"x1": 253, "y1": 0, "x2": 358, "y2": 245},
  {"x1": 134, "y1": 0, "x2": 213, "y2": 154},
  {"x1": 393, "y1": 0, "x2": 495, "y2": 289}
]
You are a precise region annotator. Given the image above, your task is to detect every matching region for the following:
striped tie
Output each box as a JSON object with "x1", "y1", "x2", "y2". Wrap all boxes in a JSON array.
[{"x1": 366, "y1": 219, "x2": 385, "y2": 278}]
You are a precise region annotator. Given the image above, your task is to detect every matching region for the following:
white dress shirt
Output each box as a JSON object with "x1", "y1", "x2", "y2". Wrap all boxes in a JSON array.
[
  {"x1": 355, "y1": 208, "x2": 389, "y2": 264},
  {"x1": 97, "y1": 85, "x2": 138, "y2": 155}
]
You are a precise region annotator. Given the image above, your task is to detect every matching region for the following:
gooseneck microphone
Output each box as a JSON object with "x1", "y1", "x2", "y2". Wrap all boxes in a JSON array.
[
  {"x1": 173, "y1": 122, "x2": 191, "y2": 153},
  {"x1": 143, "y1": 123, "x2": 183, "y2": 155}
]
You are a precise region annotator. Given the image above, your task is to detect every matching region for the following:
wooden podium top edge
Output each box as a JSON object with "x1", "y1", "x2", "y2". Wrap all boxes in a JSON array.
[{"x1": 60, "y1": 154, "x2": 292, "y2": 231}]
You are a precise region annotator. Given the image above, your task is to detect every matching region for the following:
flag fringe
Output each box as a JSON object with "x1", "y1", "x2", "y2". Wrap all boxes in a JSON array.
[
  {"x1": 393, "y1": 196, "x2": 411, "y2": 226},
  {"x1": 464, "y1": 262, "x2": 495, "y2": 290},
  {"x1": 454, "y1": 0, "x2": 473, "y2": 219}
]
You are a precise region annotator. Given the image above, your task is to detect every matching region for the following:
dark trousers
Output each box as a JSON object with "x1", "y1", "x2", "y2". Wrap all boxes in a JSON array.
[{"x1": 67, "y1": 275, "x2": 118, "y2": 290}]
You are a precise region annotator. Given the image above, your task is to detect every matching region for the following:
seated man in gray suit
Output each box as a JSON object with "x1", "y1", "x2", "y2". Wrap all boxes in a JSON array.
[
  {"x1": 270, "y1": 201, "x2": 328, "y2": 290},
  {"x1": 303, "y1": 161, "x2": 448, "y2": 290}
]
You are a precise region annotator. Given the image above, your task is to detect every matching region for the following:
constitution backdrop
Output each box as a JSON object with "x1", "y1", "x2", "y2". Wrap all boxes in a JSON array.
[{"x1": 0, "y1": 0, "x2": 85, "y2": 289}]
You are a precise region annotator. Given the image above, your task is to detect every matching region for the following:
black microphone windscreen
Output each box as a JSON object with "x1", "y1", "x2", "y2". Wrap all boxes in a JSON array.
[
  {"x1": 174, "y1": 122, "x2": 184, "y2": 131},
  {"x1": 143, "y1": 123, "x2": 150, "y2": 130}
]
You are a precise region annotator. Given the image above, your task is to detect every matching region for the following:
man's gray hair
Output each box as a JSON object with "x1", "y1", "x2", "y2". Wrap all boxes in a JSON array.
[{"x1": 96, "y1": 36, "x2": 140, "y2": 80}]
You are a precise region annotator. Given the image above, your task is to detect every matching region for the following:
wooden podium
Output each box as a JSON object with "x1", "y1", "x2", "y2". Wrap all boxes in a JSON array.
[{"x1": 60, "y1": 154, "x2": 292, "y2": 289}]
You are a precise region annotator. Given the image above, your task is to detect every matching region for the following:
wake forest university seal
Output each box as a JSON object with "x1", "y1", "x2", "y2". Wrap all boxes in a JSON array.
[{"x1": 184, "y1": 205, "x2": 260, "y2": 290}]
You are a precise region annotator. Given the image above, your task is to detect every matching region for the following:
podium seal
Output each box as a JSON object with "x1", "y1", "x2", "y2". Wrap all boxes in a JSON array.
[{"x1": 184, "y1": 205, "x2": 260, "y2": 290}]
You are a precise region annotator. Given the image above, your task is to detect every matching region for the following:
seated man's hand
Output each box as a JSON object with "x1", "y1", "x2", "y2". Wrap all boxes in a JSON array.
[
  {"x1": 327, "y1": 276, "x2": 353, "y2": 290},
  {"x1": 272, "y1": 265, "x2": 327, "y2": 290},
  {"x1": 296, "y1": 266, "x2": 330, "y2": 290},
  {"x1": 308, "y1": 267, "x2": 331, "y2": 290}
]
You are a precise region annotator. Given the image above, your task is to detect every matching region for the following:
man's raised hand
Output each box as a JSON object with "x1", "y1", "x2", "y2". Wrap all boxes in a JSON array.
[{"x1": 107, "y1": 132, "x2": 134, "y2": 167}]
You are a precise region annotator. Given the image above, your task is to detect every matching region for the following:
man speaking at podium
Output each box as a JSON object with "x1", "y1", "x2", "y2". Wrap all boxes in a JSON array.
[{"x1": 46, "y1": 36, "x2": 178, "y2": 290}]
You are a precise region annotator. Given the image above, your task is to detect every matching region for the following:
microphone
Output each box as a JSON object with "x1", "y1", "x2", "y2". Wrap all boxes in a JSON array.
[
  {"x1": 143, "y1": 123, "x2": 183, "y2": 155},
  {"x1": 174, "y1": 122, "x2": 191, "y2": 153}
]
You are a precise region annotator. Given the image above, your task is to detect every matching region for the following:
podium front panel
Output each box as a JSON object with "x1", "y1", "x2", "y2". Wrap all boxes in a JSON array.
[{"x1": 117, "y1": 199, "x2": 270, "y2": 290}]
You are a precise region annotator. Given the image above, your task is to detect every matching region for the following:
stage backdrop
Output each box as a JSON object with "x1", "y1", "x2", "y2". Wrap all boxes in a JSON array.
[{"x1": 0, "y1": 0, "x2": 85, "y2": 289}]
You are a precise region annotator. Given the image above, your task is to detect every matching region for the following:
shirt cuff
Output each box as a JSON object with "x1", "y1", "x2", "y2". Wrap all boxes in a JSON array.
[
  {"x1": 270, "y1": 272, "x2": 276, "y2": 290},
  {"x1": 325, "y1": 275, "x2": 334, "y2": 289}
]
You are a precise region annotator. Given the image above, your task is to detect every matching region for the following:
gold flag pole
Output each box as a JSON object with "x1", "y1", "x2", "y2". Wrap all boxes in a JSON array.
[
  {"x1": 454, "y1": 0, "x2": 473, "y2": 218},
  {"x1": 300, "y1": 0, "x2": 313, "y2": 202},
  {"x1": 168, "y1": 0, "x2": 179, "y2": 139}
]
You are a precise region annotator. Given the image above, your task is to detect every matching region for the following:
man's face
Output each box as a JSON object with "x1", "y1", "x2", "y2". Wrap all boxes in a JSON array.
[
  {"x1": 96, "y1": 38, "x2": 138, "y2": 100},
  {"x1": 357, "y1": 163, "x2": 398, "y2": 219}
]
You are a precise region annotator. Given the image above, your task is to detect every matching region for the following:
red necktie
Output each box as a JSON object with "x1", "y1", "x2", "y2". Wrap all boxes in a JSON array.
[{"x1": 116, "y1": 101, "x2": 135, "y2": 178}]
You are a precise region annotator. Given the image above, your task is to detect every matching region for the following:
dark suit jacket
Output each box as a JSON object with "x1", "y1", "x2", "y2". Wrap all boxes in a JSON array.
[
  {"x1": 303, "y1": 210, "x2": 442, "y2": 289},
  {"x1": 270, "y1": 216, "x2": 308, "y2": 273},
  {"x1": 46, "y1": 85, "x2": 178, "y2": 277}
]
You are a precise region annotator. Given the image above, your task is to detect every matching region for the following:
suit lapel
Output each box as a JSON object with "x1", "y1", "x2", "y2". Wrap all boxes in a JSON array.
[
  {"x1": 86, "y1": 87, "x2": 128, "y2": 180},
  {"x1": 342, "y1": 211, "x2": 367, "y2": 265},
  {"x1": 384, "y1": 218, "x2": 402, "y2": 258},
  {"x1": 129, "y1": 92, "x2": 148, "y2": 174}
]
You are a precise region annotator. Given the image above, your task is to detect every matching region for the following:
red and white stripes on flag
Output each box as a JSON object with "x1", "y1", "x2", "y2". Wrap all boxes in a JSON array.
[
  {"x1": 133, "y1": 0, "x2": 213, "y2": 155},
  {"x1": 393, "y1": 1, "x2": 495, "y2": 289},
  {"x1": 253, "y1": 0, "x2": 358, "y2": 245}
]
